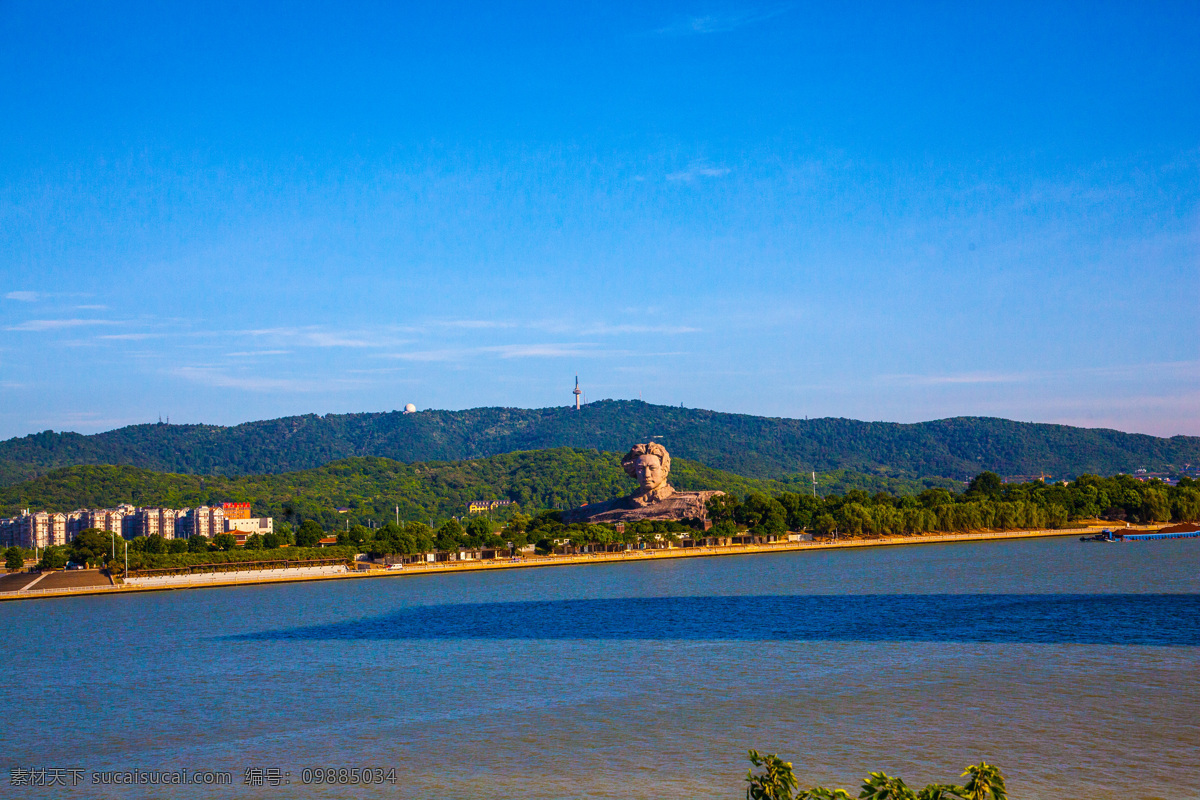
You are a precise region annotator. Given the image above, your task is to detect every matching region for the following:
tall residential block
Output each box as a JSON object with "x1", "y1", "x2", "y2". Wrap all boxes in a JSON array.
[
  {"x1": 136, "y1": 507, "x2": 185, "y2": 539},
  {"x1": 181, "y1": 506, "x2": 225, "y2": 539}
]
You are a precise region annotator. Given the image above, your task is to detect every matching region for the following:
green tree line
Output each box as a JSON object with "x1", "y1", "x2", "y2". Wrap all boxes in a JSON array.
[
  {"x1": 18, "y1": 524, "x2": 361, "y2": 574},
  {"x1": 3, "y1": 452, "x2": 1197, "y2": 543},
  {"x1": 6, "y1": 457, "x2": 1197, "y2": 574},
  {"x1": 710, "y1": 472, "x2": 1200, "y2": 538}
]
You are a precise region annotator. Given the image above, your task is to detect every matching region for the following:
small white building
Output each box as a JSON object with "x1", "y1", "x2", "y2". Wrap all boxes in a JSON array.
[{"x1": 225, "y1": 517, "x2": 274, "y2": 535}]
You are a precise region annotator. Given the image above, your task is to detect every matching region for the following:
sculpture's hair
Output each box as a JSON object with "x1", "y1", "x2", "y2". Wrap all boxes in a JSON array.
[{"x1": 621, "y1": 442, "x2": 670, "y2": 479}]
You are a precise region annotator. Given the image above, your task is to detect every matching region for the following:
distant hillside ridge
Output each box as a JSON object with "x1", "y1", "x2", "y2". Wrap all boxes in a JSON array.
[{"x1": 0, "y1": 400, "x2": 1196, "y2": 486}]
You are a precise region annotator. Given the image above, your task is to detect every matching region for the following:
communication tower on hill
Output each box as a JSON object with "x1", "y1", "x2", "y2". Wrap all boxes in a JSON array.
[{"x1": 573, "y1": 375, "x2": 582, "y2": 410}]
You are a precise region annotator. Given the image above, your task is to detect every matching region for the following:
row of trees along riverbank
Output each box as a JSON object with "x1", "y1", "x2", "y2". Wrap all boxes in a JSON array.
[
  {"x1": 6, "y1": 472, "x2": 1197, "y2": 574},
  {"x1": 3, "y1": 513, "x2": 701, "y2": 574},
  {"x1": 4, "y1": 524, "x2": 362, "y2": 574},
  {"x1": 709, "y1": 472, "x2": 1200, "y2": 537}
]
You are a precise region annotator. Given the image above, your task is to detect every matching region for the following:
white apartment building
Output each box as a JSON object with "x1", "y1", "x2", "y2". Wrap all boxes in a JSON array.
[
  {"x1": 3, "y1": 505, "x2": 273, "y2": 548},
  {"x1": 49, "y1": 512, "x2": 66, "y2": 546},
  {"x1": 21, "y1": 512, "x2": 49, "y2": 549},
  {"x1": 2, "y1": 511, "x2": 67, "y2": 549},
  {"x1": 83, "y1": 509, "x2": 126, "y2": 535},
  {"x1": 225, "y1": 517, "x2": 274, "y2": 535},
  {"x1": 180, "y1": 506, "x2": 225, "y2": 539},
  {"x1": 136, "y1": 507, "x2": 187, "y2": 539}
]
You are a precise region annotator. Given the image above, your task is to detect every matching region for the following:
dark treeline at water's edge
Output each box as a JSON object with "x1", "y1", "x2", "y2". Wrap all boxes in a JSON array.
[
  {"x1": 707, "y1": 470, "x2": 1199, "y2": 537},
  {"x1": 3, "y1": 449, "x2": 1197, "y2": 539},
  {"x1": 28, "y1": 462, "x2": 1199, "y2": 573},
  {"x1": 9, "y1": 459, "x2": 1199, "y2": 575}
]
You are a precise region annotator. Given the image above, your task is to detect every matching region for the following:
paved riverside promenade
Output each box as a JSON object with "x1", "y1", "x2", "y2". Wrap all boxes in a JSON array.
[
  {"x1": 0, "y1": 523, "x2": 1152, "y2": 602},
  {"x1": 124, "y1": 564, "x2": 349, "y2": 587}
]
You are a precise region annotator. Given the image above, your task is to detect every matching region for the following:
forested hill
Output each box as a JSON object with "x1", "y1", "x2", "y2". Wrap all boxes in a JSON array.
[
  {"x1": 0, "y1": 450, "x2": 789, "y2": 524},
  {"x1": 1, "y1": 400, "x2": 1196, "y2": 486}
]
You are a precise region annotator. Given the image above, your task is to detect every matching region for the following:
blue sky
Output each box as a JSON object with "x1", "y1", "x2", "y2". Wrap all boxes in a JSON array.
[{"x1": 1, "y1": 1, "x2": 1197, "y2": 440}]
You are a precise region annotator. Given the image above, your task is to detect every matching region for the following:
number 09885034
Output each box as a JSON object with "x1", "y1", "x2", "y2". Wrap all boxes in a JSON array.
[{"x1": 300, "y1": 767, "x2": 397, "y2": 785}]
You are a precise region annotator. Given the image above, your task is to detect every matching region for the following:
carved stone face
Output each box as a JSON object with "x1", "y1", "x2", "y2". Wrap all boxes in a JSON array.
[{"x1": 633, "y1": 454, "x2": 667, "y2": 491}]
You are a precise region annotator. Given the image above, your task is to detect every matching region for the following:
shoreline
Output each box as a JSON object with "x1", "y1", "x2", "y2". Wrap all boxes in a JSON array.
[{"x1": 0, "y1": 524, "x2": 1153, "y2": 602}]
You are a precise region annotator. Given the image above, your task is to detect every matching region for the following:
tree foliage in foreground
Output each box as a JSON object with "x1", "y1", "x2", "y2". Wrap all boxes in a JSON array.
[
  {"x1": 746, "y1": 751, "x2": 1007, "y2": 800},
  {"x1": 111, "y1": 545, "x2": 360, "y2": 574},
  {"x1": 4, "y1": 546, "x2": 23, "y2": 571},
  {"x1": 713, "y1": 472, "x2": 1200, "y2": 536}
]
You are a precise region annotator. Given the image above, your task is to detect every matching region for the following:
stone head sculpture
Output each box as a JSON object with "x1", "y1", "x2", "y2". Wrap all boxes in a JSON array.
[{"x1": 622, "y1": 442, "x2": 672, "y2": 496}]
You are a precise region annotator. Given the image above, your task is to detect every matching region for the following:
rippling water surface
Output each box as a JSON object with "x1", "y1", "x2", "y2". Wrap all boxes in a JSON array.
[{"x1": 2, "y1": 536, "x2": 1197, "y2": 799}]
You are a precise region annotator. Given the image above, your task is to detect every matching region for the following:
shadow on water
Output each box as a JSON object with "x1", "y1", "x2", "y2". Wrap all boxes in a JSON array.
[{"x1": 232, "y1": 594, "x2": 1200, "y2": 647}]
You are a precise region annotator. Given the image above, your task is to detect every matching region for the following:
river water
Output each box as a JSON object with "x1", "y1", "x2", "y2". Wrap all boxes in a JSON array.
[{"x1": 2, "y1": 536, "x2": 1197, "y2": 799}]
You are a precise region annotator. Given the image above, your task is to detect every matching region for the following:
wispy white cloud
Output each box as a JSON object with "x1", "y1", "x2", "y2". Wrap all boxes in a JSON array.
[
  {"x1": 988, "y1": 389, "x2": 1200, "y2": 415},
  {"x1": 490, "y1": 344, "x2": 600, "y2": 359},
  {"x1": 580, "y1": 323, "x2": 701, "y2": 335},
  {"x1": 241, "y1": 326, "x2": 406, "y2": 349},
  {"x1": 225, "y1": 350, "x2": 291, "y2": 357},
  {"x1": 75, "y1": 304, "x2": 108, "y2": 310},
  {"x1": 345, "y1": 367, "x2": 411, "y2": 375},
  {"x1": 385, "y1": 342, "x2": 624, "y2": 362},
  {"x1": 426, "y1": 319, "x2": 519, "y2": 330},
  {"x1": 1073, "y1": 359, "x2": 1200, "y2": 381},
  {"x1": 305, "y1": 332, "x2": 379, "y2": 348},
  {"x1": 171, "y1": 366, "x2": 362, "y2": 393},
  {"x1": 879, "y1": 371, "x2": 1031, "y2": 386},
  {"x1": 97, "y1": 333, "x2": 165, "y2": 341},
  {"x1": 4, "y1": 291, "x2": 39, "y2": 302},
  {"x1": 26, "y1": 410, "x2": 151, "y2": 433},
  {"x1": 879, "y1": 360, "x2": 1200, "y2": 388},
  {"x1": 387, "y1": 317, "x2": 701, "y2": 338},
  {"x1": 653, "y1": 6, "x2": 791, "y2": 36},
  {"x1": 389, "y1": 318, "x2": 523, "y2": 336},
  {"x1": 385, "y1": 348, "x2": 469, "y2": 363},
  {"x1": 7, "y1": 319, "x2": 120, "y2": 332},
  {"x1": 666, "y1": 162, "x2": 732, "y2": 182}
]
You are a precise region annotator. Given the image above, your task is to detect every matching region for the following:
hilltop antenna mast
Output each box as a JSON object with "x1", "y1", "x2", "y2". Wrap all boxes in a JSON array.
[{"x1": 573, "y1": 375, "x2": 582, "y2": 410}]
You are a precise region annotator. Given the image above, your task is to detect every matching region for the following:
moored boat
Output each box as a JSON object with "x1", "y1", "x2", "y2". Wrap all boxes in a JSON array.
[
  {"x1": 1081, "y1": 523, "x2": 1200, "y2": 543},
  {"x1": 1080, "y1": 529, "x2": 1122, "y2": 542}
]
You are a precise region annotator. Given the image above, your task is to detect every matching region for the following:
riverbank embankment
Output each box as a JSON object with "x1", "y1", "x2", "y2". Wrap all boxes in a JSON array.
[{"x1": 0, "y1": 523, "x2": 1152, "y2": 602}]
